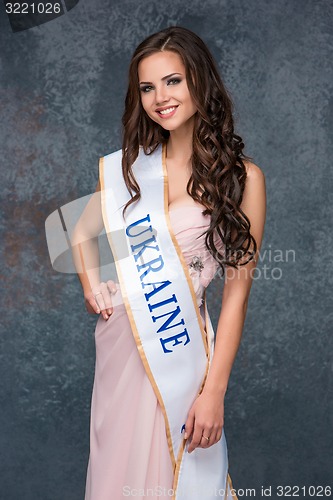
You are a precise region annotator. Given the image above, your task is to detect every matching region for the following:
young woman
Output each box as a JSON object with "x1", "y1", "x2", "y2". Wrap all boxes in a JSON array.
[{"x1": 72, "y1": 26, "x2": 266, "y2": 500}]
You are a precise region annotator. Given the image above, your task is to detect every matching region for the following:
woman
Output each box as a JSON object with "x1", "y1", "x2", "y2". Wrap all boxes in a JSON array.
[{"x1": 72, "y1": 26, "x2": 266, "y2": 500}]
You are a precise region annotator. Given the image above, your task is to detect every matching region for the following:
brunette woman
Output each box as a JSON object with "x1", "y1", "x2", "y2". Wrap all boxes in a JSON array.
[{"x1": 72, "y1": 26, "x2": 266, "y2": 500}]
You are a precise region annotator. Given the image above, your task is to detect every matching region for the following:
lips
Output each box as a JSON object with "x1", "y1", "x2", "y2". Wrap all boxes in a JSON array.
[{"x1": 155, "y1": 105, "x2": 179, "y2": 118}]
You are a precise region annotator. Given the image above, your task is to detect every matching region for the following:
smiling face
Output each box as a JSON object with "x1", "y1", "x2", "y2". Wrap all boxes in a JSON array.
[{"x1": 138, "y1": 50, "x2": 197, "y2": 133}]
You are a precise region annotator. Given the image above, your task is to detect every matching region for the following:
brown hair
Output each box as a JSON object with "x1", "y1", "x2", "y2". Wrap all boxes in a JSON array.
[{"x1": 121, "y1": 26, "x2": 256, "y2": 275}]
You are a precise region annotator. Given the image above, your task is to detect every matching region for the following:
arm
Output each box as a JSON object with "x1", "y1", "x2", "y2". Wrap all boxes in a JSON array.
[
  {"x1": 71, "y1": 179, "x2": 116, "y2": 319},
  {"x1": 185, "y1": 162, "x2": 267, "y2": 452}
]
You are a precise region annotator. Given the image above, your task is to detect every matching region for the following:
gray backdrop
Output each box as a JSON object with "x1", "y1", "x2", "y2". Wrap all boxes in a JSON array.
[{"x1": 0, "y1": 0, "x2": 332, "y2": 499}]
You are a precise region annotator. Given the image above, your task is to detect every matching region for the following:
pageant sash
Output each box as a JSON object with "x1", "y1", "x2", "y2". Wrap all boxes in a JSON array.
[{"x1": 99, "y1": 143, "x2": 233, "y2": 500}]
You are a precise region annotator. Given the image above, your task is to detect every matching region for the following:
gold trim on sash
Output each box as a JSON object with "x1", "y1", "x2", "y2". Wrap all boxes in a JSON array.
[
  {"x1": 226, "y1": 473, "x2": 239, "y2": 499},
  {"x1": 99, "y1": 155, "x2": 176, "y2": 469},
  {"x1": 162, "y1": 142, "x2": 210, "y2": 359},
  {"x1": 99, "y1": 146, "x2": 232, "y2": 499},
  {"x1": 161, "y1": 142, "x2": 212, "y2": 496},
  {"x1": 203, "y1": 289, "x2": 213, "y2": 355}
]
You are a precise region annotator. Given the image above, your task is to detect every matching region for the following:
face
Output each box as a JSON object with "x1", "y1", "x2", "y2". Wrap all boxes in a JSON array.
[{"x1": 138, "y1": 51, "x2": 197, "y2": 132}]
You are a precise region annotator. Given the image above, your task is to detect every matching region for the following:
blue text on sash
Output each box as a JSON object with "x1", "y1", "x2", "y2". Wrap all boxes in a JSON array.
[{"x1": 126, "y1": 214, "x2": 191, "y2": 353}]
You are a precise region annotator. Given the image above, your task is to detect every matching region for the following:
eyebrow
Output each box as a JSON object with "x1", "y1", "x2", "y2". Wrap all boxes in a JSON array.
[{"x1": 139, "y1": 72, "x2": 183, "y2": 85}]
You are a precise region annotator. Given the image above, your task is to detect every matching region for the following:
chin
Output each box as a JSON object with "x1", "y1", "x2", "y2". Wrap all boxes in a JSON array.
[
  {"x1": 158, "y1": 120, "x2": 183, "y2": 131},
  {"x1": 159, "y1": 124, "x2": 178, "y2": 131}
]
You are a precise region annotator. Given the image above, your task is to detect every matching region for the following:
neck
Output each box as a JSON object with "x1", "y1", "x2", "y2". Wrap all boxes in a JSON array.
[{"x1": 166, "y1": 119, "x2": 194, "y2": 164}]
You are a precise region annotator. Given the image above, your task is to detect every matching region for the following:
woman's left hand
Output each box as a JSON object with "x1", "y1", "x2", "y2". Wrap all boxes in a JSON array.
[{"x1": 184, "y1": 390, "x2": 224, "y2": 453}]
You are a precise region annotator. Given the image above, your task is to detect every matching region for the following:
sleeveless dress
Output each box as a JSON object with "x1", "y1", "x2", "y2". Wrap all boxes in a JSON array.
[{"x1": 84, "y1": 206, "x2": 230, "y2": 500}]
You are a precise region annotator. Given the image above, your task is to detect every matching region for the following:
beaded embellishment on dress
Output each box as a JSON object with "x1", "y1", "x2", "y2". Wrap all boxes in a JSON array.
[
  {"x1": 188, "y1": 256, "x2": 205, "y2": 307},
  {"x1": 189, "y1": 255, "x2": 204, "y2": 273}
]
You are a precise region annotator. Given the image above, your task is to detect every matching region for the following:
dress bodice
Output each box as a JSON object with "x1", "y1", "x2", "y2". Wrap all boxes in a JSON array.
[{"x1": 169, "y1": 205, "x2": 224, "y2": 306}]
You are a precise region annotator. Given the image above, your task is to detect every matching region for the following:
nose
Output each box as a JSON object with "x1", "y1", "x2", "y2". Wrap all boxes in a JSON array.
[{"x1": 155, "y1": 85, "x2": 170, "y2": 105}]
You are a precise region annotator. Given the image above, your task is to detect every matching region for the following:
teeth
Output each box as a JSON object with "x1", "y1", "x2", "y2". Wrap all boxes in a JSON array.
[{"x1": 159, "y1": 106, "x2": 176, "y2": 115}]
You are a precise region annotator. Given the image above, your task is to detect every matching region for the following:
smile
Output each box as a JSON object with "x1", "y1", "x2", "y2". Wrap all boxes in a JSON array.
[{"x1": 156, "y1": 106, "x2": 178, "y2": 118}]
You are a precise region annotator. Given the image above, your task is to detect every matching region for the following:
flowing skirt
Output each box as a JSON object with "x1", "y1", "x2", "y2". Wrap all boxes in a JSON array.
[
  {"x1": 84, "y1": 286, "x2": 236, "y2": 500},
  {"x1": 84, "y1": 289, "x2": 174, "y2": 500}
]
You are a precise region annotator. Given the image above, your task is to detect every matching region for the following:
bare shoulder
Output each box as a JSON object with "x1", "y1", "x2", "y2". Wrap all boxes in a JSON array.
[
  {"x1": 243, "y1": 160, "x2": 266, "y2": 182},
  {"x1": 242, "y1": 161, "x2": 266, "y2": 203}
]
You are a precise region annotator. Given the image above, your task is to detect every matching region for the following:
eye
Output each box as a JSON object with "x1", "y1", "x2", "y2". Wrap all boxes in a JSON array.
[
  {"x1": 167, "y1": 78, "x2": 181, "y2": 85},
  {"x1": 140, "y1": 85, "x2": 153, "y2": 93}
]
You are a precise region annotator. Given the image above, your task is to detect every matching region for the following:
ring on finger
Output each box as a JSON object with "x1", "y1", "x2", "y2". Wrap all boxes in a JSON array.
[{"x1": 202, "y1": 434, "x2": 210, "y2": 443}]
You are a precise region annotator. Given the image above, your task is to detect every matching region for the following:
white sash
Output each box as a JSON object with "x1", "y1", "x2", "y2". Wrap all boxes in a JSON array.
[{"x1": 99, "y1": 143, "x2": 234, "y2": 500}]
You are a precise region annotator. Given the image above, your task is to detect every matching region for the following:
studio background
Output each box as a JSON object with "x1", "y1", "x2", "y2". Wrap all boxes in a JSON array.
[{"x1": 0, "y1": 0, "x2": 332, "y2": 499}]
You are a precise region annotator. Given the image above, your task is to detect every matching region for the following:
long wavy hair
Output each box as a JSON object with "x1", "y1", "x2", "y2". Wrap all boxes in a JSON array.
[{"x1": 121, "y1": 26, "x2": 257, "y2": 274}]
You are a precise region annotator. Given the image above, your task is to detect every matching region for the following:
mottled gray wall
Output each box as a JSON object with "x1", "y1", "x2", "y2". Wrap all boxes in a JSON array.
[{"x1": 0, "y1": 0, "x2": 332, "y2": 499}]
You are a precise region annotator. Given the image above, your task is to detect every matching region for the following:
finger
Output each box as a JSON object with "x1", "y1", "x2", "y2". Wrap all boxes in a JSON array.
[
  {"x1": 200, "y1": 434, "x2": 210, "y2": 448},
  {"x1": 106, "y1": 280, "x2": 117, "y2": 295},
  {"x1": 86, "y1": 299, "x2": 98, "y2": 314},
  {"x1": 94, "y1": 293, "x2": 106, "y2": 315},
  {"x1": 215, "y1": 430, "x2": 222, "y2": 443},
  {"x1": 100, "y1": 282, "x2": 114, "y2": 316},
  {"x1": 89, "y1": 294, "x2": 101, "y2": 314},
  {"x1": 204, "y1": 426, "x2": 222, "y2": 448},
  {"x1": 201, "y1": 428, "x2": 216, "y2": 448},
  {"x1": 92, "y1": 283, "x2": 114, "y2": 314},
  {"x1": 187, "y1": 425, "x2": 204, "y2": 453},
  {"x1": 211, "y1": 420, "x2": 223, "y2": 442},
  {"x1": 184, "y1": 411, "x2": 195, "y2": 440},
  {"x1": 106, "y1": 280, "x2": 118, "y2": 314},
  {"x1": 93, "y1": 284, "x2": 109, "y2": 319},
  {"x1": 206, "y1": 430, "x2": 218, "y2": 447}
]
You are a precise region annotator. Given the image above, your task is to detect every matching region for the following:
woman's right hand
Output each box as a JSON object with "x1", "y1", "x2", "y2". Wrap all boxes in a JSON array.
[{"x1": 84, "y1": 280, "x2": 118, "y2": 320}]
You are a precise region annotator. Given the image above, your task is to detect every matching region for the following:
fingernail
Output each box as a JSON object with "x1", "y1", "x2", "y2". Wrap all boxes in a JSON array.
[
  {"x1": 104, "y1": 314, "x2": 108, "y2": 320},
  {"x1": 96, "y1": 309, "x2": 100, "y2": 314},
  {"x1": 184, "y1": 432, "x2": 188, "y2": 439},
  {"x1": 112, "y1": 288, "x2": 117, "y2": 294},
  {"x1": 107, "y1": 309, "x2": 112, "y2": 315}
]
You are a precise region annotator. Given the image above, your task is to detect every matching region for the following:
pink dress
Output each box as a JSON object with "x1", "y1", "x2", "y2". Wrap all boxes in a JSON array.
[{"x1": 84, "y1": 206, "x2": 224, "y2": 500}]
